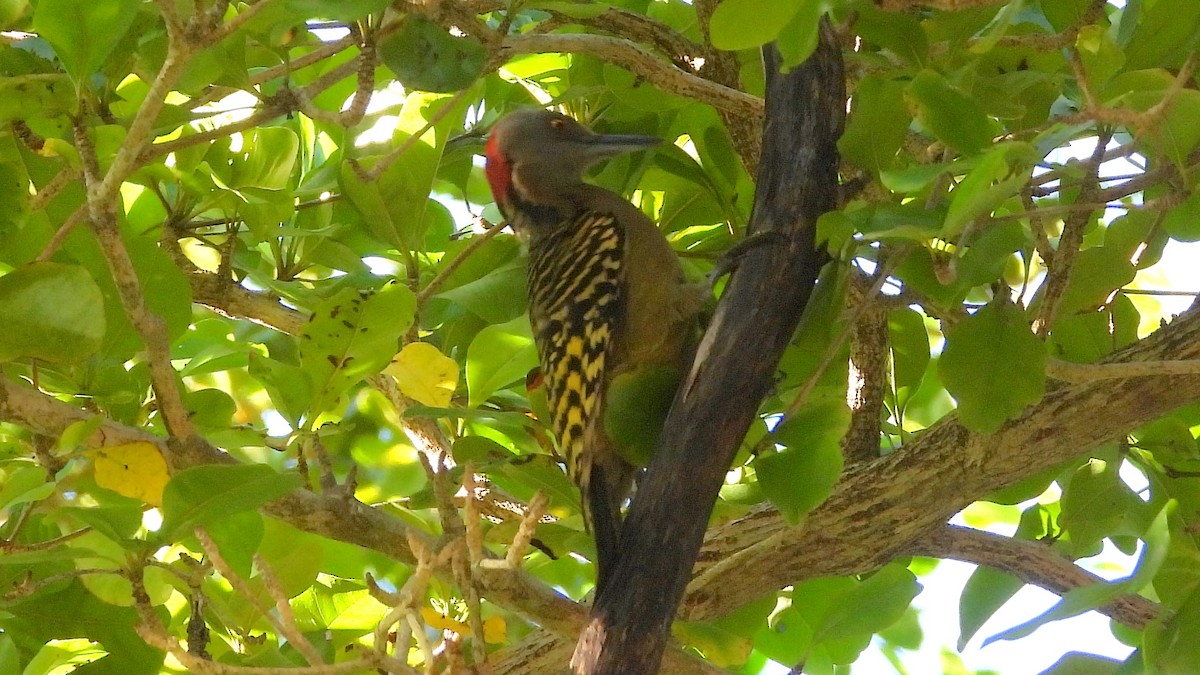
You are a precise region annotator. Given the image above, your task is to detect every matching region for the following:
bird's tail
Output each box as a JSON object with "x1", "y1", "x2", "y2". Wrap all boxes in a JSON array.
[
  {"x1": 587, "y1": 463, "x2": 622, "y2": 599},
  {"x1": 581, "y1": 444, "x2": 636, "y2": 599}
]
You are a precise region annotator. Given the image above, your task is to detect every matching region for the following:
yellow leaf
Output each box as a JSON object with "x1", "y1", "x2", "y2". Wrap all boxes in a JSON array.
[
  {"x1": 482, "y1": 616, "x2": 507, "y2": 644},
  {"x1": 91, "y1": 442, "x2": 168, "y2": 506},
  {"x1": 421, "y1": 607, "x2": 468, "y2": 634},
  {"x1": 387, "y1": 342, "x2": 459, "y2": 407},
  {"x1": 418, "y1": 608, "x2": 506, "y2": 643}
]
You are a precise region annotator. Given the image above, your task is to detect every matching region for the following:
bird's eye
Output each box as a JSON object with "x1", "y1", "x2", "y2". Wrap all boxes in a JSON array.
[{"x1": 549, "y1": 118, "x2": 566, "y2": 130}]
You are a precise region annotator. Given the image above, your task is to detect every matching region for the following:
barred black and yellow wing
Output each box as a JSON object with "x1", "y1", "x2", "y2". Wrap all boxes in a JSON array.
[{"x1": 526, "y1": 210, "x2": 625, "y2": 549}]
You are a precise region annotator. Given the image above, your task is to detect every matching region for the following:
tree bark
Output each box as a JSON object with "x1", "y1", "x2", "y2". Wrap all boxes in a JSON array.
[
  {"x1": 570, "y1": 23, "x2": 845, "y2": 674},
  {"x1": 683, "y1": 303, "x2": 1200, "y2": 620}
]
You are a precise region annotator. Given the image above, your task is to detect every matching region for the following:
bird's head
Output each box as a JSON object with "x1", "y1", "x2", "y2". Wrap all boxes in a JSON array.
[{"x1": 484, "y1": 109, "x2": 660, "y2": 217}]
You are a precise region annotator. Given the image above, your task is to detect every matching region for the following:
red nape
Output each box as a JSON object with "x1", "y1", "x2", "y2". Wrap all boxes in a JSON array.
[{"x1": 484, "y1": 134, "x2": 511, "y2": 203}]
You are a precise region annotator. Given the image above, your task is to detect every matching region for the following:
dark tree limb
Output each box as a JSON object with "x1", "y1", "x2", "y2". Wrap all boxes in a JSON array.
[{"x1": 570, "y1": 24, "x2": 845, "y2": 674}]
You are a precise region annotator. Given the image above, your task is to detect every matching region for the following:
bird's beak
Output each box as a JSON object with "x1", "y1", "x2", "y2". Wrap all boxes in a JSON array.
[{"x1": 577, "y1": 133, "x2": 661, "y2": 161}]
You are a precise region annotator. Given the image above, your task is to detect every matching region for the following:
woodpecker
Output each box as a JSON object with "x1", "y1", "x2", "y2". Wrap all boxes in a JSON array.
[{"x1": 484, "y1": 109, "x2": 701, "y2": 594}]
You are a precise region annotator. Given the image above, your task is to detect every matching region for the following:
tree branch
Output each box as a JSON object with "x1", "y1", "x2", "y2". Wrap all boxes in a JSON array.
[
  {"x1": 684, "y1": 303, "x2": 1200, "y2": 622},
  {"x1": 571, "y1": 24, "x2": 844, "y2": 674},
  {"x1": 843, "y1": 279, "x2": 890, "y2": 463},
  {"x1": 498, "y1": 33, "x2": 762, "y2": 118},
  {"x1": 912, "y1": 524, "x2": 1162, "y2": 631}
]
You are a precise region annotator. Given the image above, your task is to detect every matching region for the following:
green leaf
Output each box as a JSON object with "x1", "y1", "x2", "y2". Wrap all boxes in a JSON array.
[
  {"x1": 0, "y1": 463, "x2": 55, "y2": 511},
  {"x1": 708, "y1": 0, "x2": 802, "y2": 51},
  {"x1": 1146, "y1": 585, "x2": 1200, "y2": 672},
  {"x1": 754, "y1": 565, "x2": 917, "y2": 668},
  {"x1": 1075, "y1": 24, "x2": 1126, "y2": 93},
  {"x1": 465, "y1": 316, "x2": 537, "y2": 408},
  {"x1": 1140, "y1": 89, "x2": 1200, "y2": 169},
  {"x1": 1121, "y1": 0, "x2": 1200, "y2": 70},
  {"x1": 451, "y1": 434, "x2": 516, "y2": 466},
  {"x1": 126, "y1": 236, "x2": 193, "y2": 343},
  {"x1": 282, "y1": 0, "x2": 388, "y2": 21},
  {"x1": 341, "y1": 140, "x2": 443, "y2": 251},
  {"x1": 958, "y1": 564, "x2": 1024, "y2": 650},
  {"x1": 1039, "y1": 653, "x2": 1121, "y2": 675},
  {"x1": 203, "y1": 510, "x2": 264, "y2": 581},
  {"x1": 881, "y1": 157, "x2": 974, "y2": 193},
  {"x1": 775, "y1": 1, "x2": 823, "y2": 70},
  {"x1": 943, "y1": 143, "x2": 1035, "y2": 236},
  {"x1": 1060, "y1": 457, "x2": 1142, "y2": 553},
  {"x1": 906, "y1": 69, "x2": 997, "y2": 154},
  {"x1": 487, "y1": 452, "x2": 579, "y2": 516},
  {"x1": 56, "y1": 504, "x2": 143, "y2": 544},
  {"x1": 966, "y1": 0, "x2": 1026, "y2": 54},
  {"x1": 954, "y1": 220, "x2": 1027, "y2": 289},
  {"x1": 854, "y1": 6, "x2": 927, "y2": 64},
  {"x1": 3, "y1": 579, "x2": 163, "y2": 672},
  {"x1": 380, "y1": 15, "x2": 486, "y2": 93},
  {"x1": 182, "y1": 388, "x2": 237, "y2": 431},
  {"x1": 888, "y1": 307, "x2": 930, "y2": 393},
  {"x1": 255, "y1": 519, "x2": 327, "y2": 599},
  {"x1": 0, "y1": 262, "x2": 105, "y2": 363},
  {"x1": 771, "y1": 391, "x2": 852, "y2": 453},
  {"x1": 436, "y1": 259, "x2": 527, "y2": 324},
  {"x1": 674, "y1": 596, "x2": 775, "y2": 668},
  {"x1": 299, "y1": 282, "x2": 416, "y2": 421},
  {"x1": 938, "y1": 301, "x2": 1045, "y2": 433},
  {"x1": 232, "y1": 127, "x2": 299, "y2": 189},
  {"x1": 159, "y1": 464, "x2": 303, "y2": 541},
  {"x1": 1054, "y1": 246, "x2": 1136, "y2": 317},
  {"x1": 0, "y1": 633, "x2": 15, "y2": 675},
  {"x1": 838, "y1": 75, "x2": 910, "y2": 173},
  {"x1": 755, "y1": 396, "x2": 847, "y2": 524},
  {"x1": 248, "y1": 352, "x2": 312, "y2": 426},
  {"x1": 21, "y1": 638, "x2": 107, "y2": 675},
  {"x1": 30, "y1": 0, "x2": 138, "y2": 79},
  {"x1": 0, "y1": 0, "x2": 27, "y2": 27},
  {"x1": 815, "y1": 211, "x2": 855, "y2": 253},
  {"x1": 816, "y1": 565, "x2": 921, "y2": 641}
]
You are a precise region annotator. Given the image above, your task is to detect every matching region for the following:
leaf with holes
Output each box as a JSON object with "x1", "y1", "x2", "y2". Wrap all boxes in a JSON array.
[{"x1": 299, "y1": 282, "x2": 415, "y2": 422}]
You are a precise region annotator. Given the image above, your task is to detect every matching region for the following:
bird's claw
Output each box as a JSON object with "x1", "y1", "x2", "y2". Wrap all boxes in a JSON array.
[{"x1": 706, "y1": 230, "x2": 787, "y2": 287}]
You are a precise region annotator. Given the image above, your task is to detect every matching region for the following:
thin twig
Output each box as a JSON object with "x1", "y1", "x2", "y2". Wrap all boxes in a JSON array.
[
  {"x1": 1033, "y1": 130, "x2": 1113, "y2": 336},
  {"x1": 35, "y1": 205, "x2": 89, "y2": 262},
  {"x1": 498, "y1": 33, "x2": 762, "y2": 117},
  {"x1": 415, "y1": 221, "x2": 507, "y2": 308},
  {"x1": 196, "y1": 527, "x2": 326, "y2": 667},
  {"x1": 362, "y1": 88, "x2": 473, "y2": 182},
  {"x1": 1, "y1": 527, "x2": 90, "y2": 554},
  {"x1": 255, "y1": 553, "x2": 327, "y2": 666}
]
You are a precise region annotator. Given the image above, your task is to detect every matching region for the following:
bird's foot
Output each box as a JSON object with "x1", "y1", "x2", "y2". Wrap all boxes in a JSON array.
[{"x1": 706, "y1": 230, "x2": 787, "y2": 287}]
